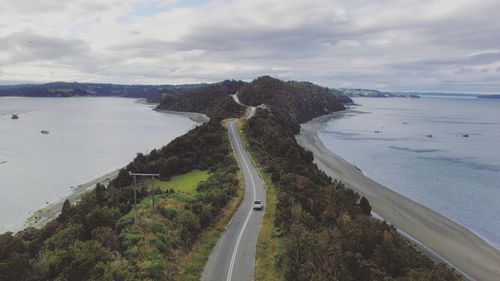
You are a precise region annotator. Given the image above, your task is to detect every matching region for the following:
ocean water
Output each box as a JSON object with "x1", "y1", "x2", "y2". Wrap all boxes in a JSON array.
[
  {"x1": 319, "y1": 96, "x2": 500, "y2": 249},
  {"x1": 0, "y1": 97, "x2": 196, "y2": 233}
]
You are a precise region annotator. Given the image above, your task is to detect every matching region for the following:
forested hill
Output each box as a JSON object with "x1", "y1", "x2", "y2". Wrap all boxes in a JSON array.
[
  {"x1": 157, "y1": 80, "x2": 246, "y2": 119},
  {"x1": 238, "y1": 76, "x2": 348, "y2": 133},
  {"x1": 0, "y1": 82, "x2": 201, "y2": 99}
]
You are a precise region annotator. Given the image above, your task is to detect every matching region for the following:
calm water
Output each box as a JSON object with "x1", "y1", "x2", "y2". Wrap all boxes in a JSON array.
[
  {"x1": 0, "y1": 97, "x2": 196, "y2": 232},
  {"x1": 319, "y1": 97, "x2": 500, "y2": 249}
]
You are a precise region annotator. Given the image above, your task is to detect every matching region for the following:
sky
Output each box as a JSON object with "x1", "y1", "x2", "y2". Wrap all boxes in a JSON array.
[{"x1": 0, "y1": 0, "x2": 499, "y2": 93}]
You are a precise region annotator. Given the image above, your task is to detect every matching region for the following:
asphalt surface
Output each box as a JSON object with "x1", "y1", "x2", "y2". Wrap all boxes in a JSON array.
[{"x1": 201, "y1": 120, "x2": 266, "y2": 281}]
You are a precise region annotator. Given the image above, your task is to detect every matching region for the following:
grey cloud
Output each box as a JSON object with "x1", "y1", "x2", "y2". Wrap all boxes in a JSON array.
[
  {"x1": 0, "y1": 31, "x2": 91, "y2": 64},
  {"x1": 468, "y1": 51, "x2": 500, "y2": 65},
  {"x1": 1, "y1": 0, "x2": 500, "y2": 92},
  {"x1": 4, "y1": 0, "x2": 63, "y2": 13}
]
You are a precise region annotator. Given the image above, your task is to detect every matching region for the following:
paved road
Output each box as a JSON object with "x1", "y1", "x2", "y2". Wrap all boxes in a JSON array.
[{"x1": 201, "y1": 120, "x2": 266, "y2": 281}]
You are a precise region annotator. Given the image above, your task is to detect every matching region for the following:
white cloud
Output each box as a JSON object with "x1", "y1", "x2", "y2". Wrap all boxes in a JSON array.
[{"x1": 0, "y1": 0, "x2": 499, "y2": 92}]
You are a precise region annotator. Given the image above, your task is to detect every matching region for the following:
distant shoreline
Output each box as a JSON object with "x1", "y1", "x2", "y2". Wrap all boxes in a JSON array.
[{"x1": 296, "y1": 111, "x2": 500, "y2": 281}]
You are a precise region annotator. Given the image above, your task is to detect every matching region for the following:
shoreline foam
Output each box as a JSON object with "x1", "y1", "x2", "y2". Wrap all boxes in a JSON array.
[{"x1": 296, "y1": 112, "x2": 500, "y2": 281}]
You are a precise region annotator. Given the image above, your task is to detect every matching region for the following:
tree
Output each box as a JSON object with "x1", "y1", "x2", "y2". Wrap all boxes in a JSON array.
[
  {"x1": 59, "y1": 199, "x2": 72, "y2": 222},
  {"x1": 92, "y1": 227, "x2": 118, "y2": 250},
  {"x1": 360, "y1": 196, "x2": 372, "y2": 216},
  {"x1": 95, "y1": 183, "x2": 106, "y2": 205}
]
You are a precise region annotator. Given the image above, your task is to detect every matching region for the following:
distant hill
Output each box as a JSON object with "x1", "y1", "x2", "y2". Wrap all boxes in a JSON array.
[
  {"x1": 157, "y1": 76, "x2": 351, "y2": 125},
  {"x1": 0, "y1": 82, "x2": 203, "y2": 100},
  {"x1": 340, "y1": 88, "x2": 420, "y2": 98},
  {"x1": 477, "y1": 94, "x2": 500, "y2": 99}
]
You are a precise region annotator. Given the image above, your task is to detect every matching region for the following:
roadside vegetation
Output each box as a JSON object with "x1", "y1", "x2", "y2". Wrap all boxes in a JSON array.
[
  {"x1": 251, "y1": 159, "x2": 281, "y2": 281},
  {"x1": 238, "y1": 119, "x2": 281, "y2": 281},
  {"x1": 241, "y1": 76, "x2": 460, "y2": 280}
]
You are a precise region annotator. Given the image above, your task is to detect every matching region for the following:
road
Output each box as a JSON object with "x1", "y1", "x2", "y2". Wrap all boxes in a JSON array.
[{"x1": 201, "y1": 120, "x2": 266, "y2": 281}]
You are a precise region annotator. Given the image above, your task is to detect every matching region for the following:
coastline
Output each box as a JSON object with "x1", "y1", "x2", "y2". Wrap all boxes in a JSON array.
[
  {"x1": 25, "y1": 169, "x2": 120, "y2": 229},
  {"x1": 154, "y1": 108, "x2": 210, "y2": 124},
  {"x1": 24, "y1": 107, "x2": 208, "y2": 231},
  {"x1": 296, "y1": 112, "x2": 500, "y2": 281}
]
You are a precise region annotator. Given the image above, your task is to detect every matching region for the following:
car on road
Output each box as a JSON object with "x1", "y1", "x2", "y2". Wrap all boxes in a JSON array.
[{"x1": 253, "y1": 200, "x2": 263, "y2": 210}]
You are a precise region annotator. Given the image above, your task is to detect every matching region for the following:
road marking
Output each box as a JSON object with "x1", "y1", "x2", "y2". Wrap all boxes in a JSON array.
[{"x1": 226, "y1": 121, "x2": 257, "y2": 281}]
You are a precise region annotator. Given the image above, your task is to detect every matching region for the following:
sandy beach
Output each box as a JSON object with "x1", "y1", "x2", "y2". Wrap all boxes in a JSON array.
[{"x1": 297, "y1": 113, "x2": 500, "y2": 281}]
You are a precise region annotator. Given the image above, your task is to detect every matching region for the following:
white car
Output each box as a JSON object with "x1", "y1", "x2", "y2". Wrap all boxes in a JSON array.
[{"x1": 253, "y1": 200, "x2": 263, "y2": 210}]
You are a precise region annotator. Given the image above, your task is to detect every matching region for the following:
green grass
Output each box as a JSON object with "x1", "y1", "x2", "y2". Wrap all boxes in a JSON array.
[{"x1": 155, "y1": 170, "x2": 211, "y2": 195}]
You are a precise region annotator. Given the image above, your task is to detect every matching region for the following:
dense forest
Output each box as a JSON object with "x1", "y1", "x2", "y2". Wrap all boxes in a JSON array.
[
  {"x1": 240, "y1": 77, "x2": 460, "y2": 280},
  {"x1": 0, "y1": 82, "x2": 202, "y2": 99},
  {"x1": 157, "y1": 80, "x2": 246, "y2": 119},
  {"x1": 0, "y1": 91, "x2": 242, "y2": 281}
]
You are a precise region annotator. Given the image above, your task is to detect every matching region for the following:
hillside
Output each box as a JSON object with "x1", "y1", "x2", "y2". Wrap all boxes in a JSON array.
[
  {"x1": 157, "y1": 80, "x2": 246, "y2": 119},
  {"x1": 0, "y1": 82, "x2": 202, "y2": 99},
  {"x1": 237, "y1": 76, "x2": 348, "y2": 133}
]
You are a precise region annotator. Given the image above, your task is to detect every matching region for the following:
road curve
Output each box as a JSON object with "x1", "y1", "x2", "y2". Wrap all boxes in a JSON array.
[{"x1": 201, "y1": 120, "x2": 266, "y2": 281}]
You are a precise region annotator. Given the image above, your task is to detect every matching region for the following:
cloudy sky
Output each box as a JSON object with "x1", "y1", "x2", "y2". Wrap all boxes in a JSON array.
[{"x1": 1, "y1": 0, "x2": 499, "y2": 92}]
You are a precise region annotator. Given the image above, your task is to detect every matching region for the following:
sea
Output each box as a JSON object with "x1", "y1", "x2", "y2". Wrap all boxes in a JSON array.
[
  {"x1": 319, "y1": 96, "x2": 500, "y2": 250},
  {"x1": 0, "y1": 97, "x2": 196, "y2": 233}
]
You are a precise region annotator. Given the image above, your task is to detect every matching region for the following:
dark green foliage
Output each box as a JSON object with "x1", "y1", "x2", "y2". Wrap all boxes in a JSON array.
[
  {"x1": 111, "y1": 118, "x2": 233, "y2": 187},
  {"x1": 0, "y1": 232, "x2": 32, "y2": 281},
  {"x1": 360, "y1": 196, "x2": 372, "y2": 215},
  {"x1": 59, "y1": 199, "x2": 72, "y2": 222},
  {"x1": 157, "y1": 80, "x2": 246, "y2": 119},
  {"x1": 95, "y1": 183, "x2": 106, "y2": 204},
  {"x1": 238, "y1": 76, "x2": 345, "y2": 133}
]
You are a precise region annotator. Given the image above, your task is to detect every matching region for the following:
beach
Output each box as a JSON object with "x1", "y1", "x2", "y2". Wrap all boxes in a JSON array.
[{"x1": 297, "y1": 113, "x2": 500, "y2": 281}]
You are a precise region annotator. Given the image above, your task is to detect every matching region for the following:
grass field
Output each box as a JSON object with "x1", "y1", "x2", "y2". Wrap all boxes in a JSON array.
[{"x1": 155, "y1": 170, "x2": 211, "y2": 195}]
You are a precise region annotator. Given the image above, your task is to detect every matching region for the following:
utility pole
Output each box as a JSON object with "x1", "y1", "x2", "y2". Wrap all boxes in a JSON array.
[{"x1": 129, "y1": 172, "x2": 160, "y2": 224}]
